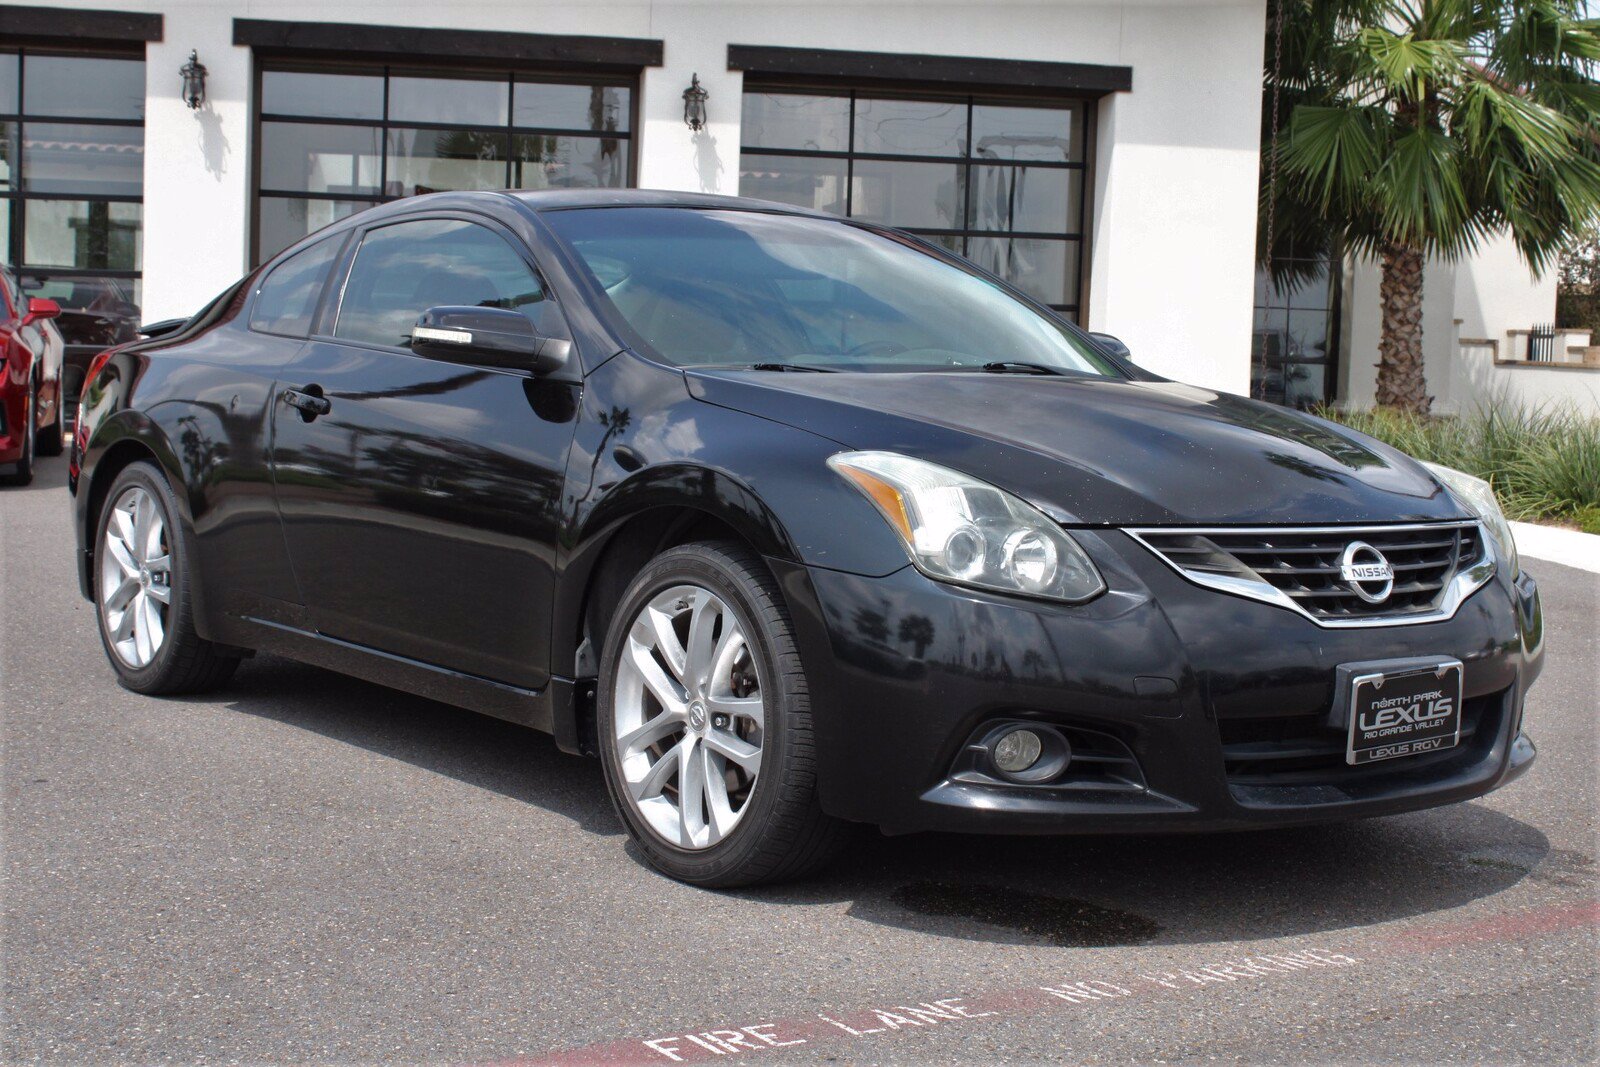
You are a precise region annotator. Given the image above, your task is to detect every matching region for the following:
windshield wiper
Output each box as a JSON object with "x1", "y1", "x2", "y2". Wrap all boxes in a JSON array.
[
  {"x1": 979, "y1": 361, "x2": 1069, "y2": 376},
  {"x1": 747, "y1": 362, "x2": 838, "y2": 373}
]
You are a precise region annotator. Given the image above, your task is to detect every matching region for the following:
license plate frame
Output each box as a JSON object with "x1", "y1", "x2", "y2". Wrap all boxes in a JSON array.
[{"x1": 1346, "y1": 660, "x2": 1464, "y2": 766}]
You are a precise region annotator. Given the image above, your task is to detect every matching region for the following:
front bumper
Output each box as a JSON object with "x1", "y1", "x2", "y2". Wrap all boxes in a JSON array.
[{"x1": 777, "y1": 528, "x2": 1543, "y2": 835}]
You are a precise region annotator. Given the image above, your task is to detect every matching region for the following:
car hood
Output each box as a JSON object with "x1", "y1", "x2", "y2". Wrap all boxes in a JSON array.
[{"x1": 685, "y1": 369, "x2": 1467, "y2": 526}]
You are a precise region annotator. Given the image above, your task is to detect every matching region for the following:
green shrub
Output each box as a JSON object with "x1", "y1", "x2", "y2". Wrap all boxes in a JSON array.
[{"x1": 1316, "y1": 402, "x2": 1600, "y2": 533}]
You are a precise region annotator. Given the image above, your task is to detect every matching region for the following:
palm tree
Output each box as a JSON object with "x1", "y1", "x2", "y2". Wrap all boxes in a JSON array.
[{"x1": 1261, "y1": 0, "x2": 1600, "y2": 413}]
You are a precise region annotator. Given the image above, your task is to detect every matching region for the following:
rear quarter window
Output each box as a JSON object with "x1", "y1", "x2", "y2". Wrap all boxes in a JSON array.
[{"x1": 250, "y1": 236, "x2": 342, "y2": 337}]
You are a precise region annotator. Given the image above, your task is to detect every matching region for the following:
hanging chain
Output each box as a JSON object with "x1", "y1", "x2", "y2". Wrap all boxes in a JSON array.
[{"x1": 1265, "y1": 0, "x2": 1287, "y2": 266}]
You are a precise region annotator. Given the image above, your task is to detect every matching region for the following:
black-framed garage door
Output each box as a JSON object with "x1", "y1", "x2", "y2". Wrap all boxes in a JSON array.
[
  {"x1": 739, "y1": 87, "x2": 1089, "y2": 321},
  {"x1": 252, "y1": 64, "x2": 637, "y2": 264}
]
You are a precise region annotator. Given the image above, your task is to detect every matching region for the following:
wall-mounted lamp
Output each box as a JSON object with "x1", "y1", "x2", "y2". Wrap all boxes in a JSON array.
[
  {"x1": 179, "y1": 50, "x2": 208, "y2": 110},
  {"x1": 682, "y1": 73, "x2": 708, "y2": 131}
]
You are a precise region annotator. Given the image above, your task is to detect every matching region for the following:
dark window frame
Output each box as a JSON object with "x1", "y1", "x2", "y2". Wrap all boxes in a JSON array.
[
  {"x1": 738, "y1": 80, "x2": 1095, "y2": 319},
  {"x1": 0, "y1": 43, "x2": 145, "y2": 299},
  {"x1": 1251, "y1": 246, "x2": 1342, "y2": 409},
  {"x1": 249, "y1": 59, "x2": 641, "y2": 266}
]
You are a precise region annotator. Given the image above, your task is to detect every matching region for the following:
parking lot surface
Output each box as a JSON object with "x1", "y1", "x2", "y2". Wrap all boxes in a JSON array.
[{"x1": 4, "y1": 453, "x2": 1596, "y2": 1064}]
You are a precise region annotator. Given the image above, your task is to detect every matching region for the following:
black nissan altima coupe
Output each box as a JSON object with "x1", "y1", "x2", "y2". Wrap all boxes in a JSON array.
[{"x1": 70, "y1": 190, "x2": 1542, "y2": 886}]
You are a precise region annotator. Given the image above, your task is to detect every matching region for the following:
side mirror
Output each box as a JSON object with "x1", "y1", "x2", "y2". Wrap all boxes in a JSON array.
[
  {"x1": 411, "y1": 306, "x2": 570, "y2": 375},
  {"x1": 1089, "y1": 331, "x2": 1132, "y2": 362},
  {"x1": 22, "y1": 297, "x2": 60, "y2": 325}
]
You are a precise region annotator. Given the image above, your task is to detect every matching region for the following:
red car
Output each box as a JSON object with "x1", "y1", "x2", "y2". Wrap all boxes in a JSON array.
[{"x1": 1, "y1": 265, "x2": 65, "y2": 486}]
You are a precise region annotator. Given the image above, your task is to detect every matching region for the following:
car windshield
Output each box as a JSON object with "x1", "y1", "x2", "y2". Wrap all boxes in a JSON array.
[{"x1": 542, "y1": 207, "x2": 1121, "y2": 376}]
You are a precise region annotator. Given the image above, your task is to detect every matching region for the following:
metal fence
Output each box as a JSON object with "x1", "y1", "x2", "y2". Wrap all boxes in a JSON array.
[{"x1": 1526, "y1": 323, "x2": 1557, "y2": 362}]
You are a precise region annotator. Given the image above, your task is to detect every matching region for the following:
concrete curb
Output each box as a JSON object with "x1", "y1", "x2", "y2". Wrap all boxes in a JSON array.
[{"x1": 1510, "y1": 521, "x2": 1600, "y2": 575}]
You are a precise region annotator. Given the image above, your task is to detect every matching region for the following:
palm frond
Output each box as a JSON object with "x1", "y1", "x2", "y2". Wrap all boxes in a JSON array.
[
  {"x1": 1262, "y1": 0, "x2": 1600, "y2": 264},
  {"x1": 1354, "y1": 26, "x2": 1476, "y2": 101},
  {"x1": 1452, "y1": 72, "x2": 1580, "y2": 166},
  {"x1": 1281, "y1": 104, "x2": 1387, "y2": 209},
  {"x1": 1375, "y1": 126, "x2": 1472, "y2": 250}
]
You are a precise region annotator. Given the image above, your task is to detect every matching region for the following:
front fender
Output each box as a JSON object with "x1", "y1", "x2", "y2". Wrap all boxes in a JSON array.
[{"x1": 548, "y1": 353, "x2": 915, "y2": 741}]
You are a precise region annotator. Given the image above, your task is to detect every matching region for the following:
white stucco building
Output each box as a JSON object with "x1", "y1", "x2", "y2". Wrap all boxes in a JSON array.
[{"x1": 2, "y1": 0, "x2": 1586, "y2": 411}]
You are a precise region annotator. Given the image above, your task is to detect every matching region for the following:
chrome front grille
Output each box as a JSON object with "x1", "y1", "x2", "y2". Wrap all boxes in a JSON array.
[{"x1": 1127, "y1": 522, "x2": 1494, "y2": 628}]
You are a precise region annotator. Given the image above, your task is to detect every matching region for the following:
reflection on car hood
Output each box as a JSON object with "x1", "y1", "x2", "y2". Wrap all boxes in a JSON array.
[{"x1": 685, "y1": 369, "x2": 1467, "y2": 526}]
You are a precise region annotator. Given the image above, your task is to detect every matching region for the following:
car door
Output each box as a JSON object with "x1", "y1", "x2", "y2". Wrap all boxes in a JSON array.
[
  {"x1": 269, "y1": 213, "x2": 579, "y2": 691},
  {"x1": 160, "y1": 237, "x2": 344, "y2": 630}
]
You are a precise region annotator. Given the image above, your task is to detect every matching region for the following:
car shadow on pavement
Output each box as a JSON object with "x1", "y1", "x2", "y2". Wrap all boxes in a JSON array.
[
  {"x1": 737, "y1": 805, "x2": 1554, "y2": 948},
  {"x1": 213, "y1": 653, "x2": 625, "y2": 839},
  {"x1": 207, "y1": 652, "x2": 1553, "y2": 951}
]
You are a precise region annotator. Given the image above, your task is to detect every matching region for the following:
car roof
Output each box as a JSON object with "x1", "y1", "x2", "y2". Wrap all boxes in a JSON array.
[
  {"x1": 279, "y1": 189, "x2": 833, "y2": 256},
  {"x1": 508, "y1": 188, "x2": 832, "y2": 218}
]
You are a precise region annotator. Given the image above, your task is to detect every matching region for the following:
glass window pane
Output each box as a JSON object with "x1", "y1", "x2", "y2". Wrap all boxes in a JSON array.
[
  {"x1": 971, "y1": 102, "x2": 1082, "y2": 163},
  {"x1": 251, "y1": 235, "x2": 341, "y2": 335},
  {"x1": 1252, "y1": 306, "x2": 1286, "y2": 355},
  {"x1": 0, "y1": 200, "x2": 10, "y2": 263},
  {"x1": 22, "y1": 122, "x2": 143, "y2": 196},
  {"x1": 24, "y1": 200, "x2": 141, "y2": 270},
  {"x1": 741, "y1": 92, "x2": 849, "y2": 152},
  {"x1": 968, "y1": 165, "x2": 1077, "y2": 233},
  {"x1": 1284, "y1": 260, "x2": 1332, "y2": 311},
  {"x1": 23, "y1": 55, "x2": 144, "y2": 120},
  {"x1": 0, "y1": 120, "x2": 15, "y2": 192},
  {"x1": 0, "y1": 54, "x2": 17, "y2": 114},
  {"x1": 261, "y1": 70, "x2": 383, "y2": 120},
  {"x1": 853, "y1": 97, "x2": 966, "y2": 157},
  {"x1": 1283, "y1": 362, "x2": 1327, "y2": 410},
  {"x1": 260, "y1": 122, "x2": 381, "y2": 195},
  {"x1": 335, "y1": 218, "x2": 553, "y2": 348},
  {"x1": 388, "y1": 75, "x2": 508, "y2": 127},
  {"x1": 965, "y1": 236, "x2": 1076, "y2": 306},
  {"x1": 257, "y1": 197, "x2": 368, "y2": 264},
  {"x1": 738, "y1": 152, "x2": 847, "y2": 215},
  {"x1": 513, "y1": 82, "x2": 630, "y2": 132},
  {"x1": 848, "y1": 159, "x2": 964, "y2": 229},
  {"x1": 511, "y1": 133, "x2": 627, "y2": 189},
  {"x1": 385, "y1": 127, "x2": 507, "y2": 197},
  {"x1": 1288, "y1": 308, "x2": 1330, "y2": 361},
  {"x1": 15, "y1": 270, "x2": 140, "y2": 349}
]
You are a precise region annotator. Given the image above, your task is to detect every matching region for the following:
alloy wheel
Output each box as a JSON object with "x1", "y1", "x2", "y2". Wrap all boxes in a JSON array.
[
  {"x1": 612, "y1": 584, "x2": 766, "y2": 850},
  {"x1": 99, "y1": 486, "x2": 172, "y2": 669}
]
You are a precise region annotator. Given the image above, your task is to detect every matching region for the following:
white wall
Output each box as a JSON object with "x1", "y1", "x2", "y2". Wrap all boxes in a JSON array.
[
  {"x1": 1087, "y1": 2, "x2": 1265, "y2": 395},
  {"x1": 32, "y1": 0, "x2": 1268, "y2": 394},
  {"x1": 1337, "y1": 232, "x2": 1596, "y2": 416},
  {"x1": 138, "y1": 2, "x2": 251, "y2": 325}
]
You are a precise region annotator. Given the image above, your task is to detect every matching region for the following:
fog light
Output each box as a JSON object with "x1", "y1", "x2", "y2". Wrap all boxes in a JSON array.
[{"x1": 993, "y1": 728, "x2": 1043, "y2": 774}]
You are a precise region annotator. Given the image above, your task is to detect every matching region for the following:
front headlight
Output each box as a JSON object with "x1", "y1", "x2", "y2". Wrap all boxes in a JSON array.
[
  {"x1": 1422, "y1": 461, "x2": 1518, "y2": 578},
  {"x1": 828, "y1": 451, "x2": 1106, "y2": 602}
]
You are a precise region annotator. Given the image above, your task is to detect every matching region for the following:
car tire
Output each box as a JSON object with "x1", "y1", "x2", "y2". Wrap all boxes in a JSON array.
[
  {"x1": 2, "y1": 379, "x2": 36, "y2": 486},
  {"x1": 36, "y1": 380, "x2": 64, "y2": 457},
  {"x1": 597, "y1": 541, "x2": 848, "y2": 887},
  {"x1": 94, "y1": 461, "x2": 240, "y2": 695}
]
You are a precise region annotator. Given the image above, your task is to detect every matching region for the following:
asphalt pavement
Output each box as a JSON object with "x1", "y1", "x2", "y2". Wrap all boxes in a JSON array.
[{"x1": 4, "y1": 452, "x2": 1596, "y2": 1064}]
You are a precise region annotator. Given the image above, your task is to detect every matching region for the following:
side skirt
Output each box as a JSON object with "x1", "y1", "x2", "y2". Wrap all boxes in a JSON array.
[{"x1": 237, "y1": 616, "x2": 565, "y2": 734}]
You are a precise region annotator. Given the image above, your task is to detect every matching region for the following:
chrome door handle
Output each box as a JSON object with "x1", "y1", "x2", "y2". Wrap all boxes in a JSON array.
[{"x1": 283, "y1": 387, "x2": 331, "y2": 419}]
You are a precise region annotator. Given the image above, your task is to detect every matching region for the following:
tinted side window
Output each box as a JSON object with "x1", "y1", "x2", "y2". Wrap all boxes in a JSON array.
[
  {"x1": 250, "y1": 237, "x2": 341, "y2": 336},
  {"x1": 333, "y1": 218, "x2": 564, "y2": 349}
]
